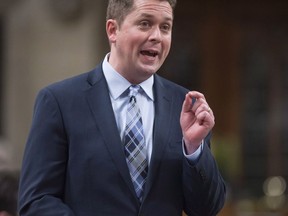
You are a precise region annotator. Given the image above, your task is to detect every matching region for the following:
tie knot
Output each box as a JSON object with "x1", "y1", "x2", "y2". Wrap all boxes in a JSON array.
[{"x1": 129, "y1": 85, "x2": 141, "y2": 98}]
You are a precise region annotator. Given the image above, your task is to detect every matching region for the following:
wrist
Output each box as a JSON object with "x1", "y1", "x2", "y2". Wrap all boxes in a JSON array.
[{"x1": 183, "y1": 138, "x2": 202, "y2": 155}]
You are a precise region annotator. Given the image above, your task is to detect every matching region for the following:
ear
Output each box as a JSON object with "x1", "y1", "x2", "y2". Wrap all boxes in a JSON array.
[{"x1": 106, "y1": 19, "x2": 118, "y2": 44}]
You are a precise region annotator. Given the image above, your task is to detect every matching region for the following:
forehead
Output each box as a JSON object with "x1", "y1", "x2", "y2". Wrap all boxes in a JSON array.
[{"x1": 130, "y1": 0, "x2": 173, "y2": 20}]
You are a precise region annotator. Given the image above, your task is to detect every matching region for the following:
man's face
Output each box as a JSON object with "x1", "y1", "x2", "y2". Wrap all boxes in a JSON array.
[{"x1": 107, "y1": 0, "x2": 173, "y2": 84}]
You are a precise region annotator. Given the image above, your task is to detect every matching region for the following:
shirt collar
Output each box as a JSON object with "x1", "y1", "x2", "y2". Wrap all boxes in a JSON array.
[{"x1": 102, "y1": 53, "x2": 154, "y2": 101}]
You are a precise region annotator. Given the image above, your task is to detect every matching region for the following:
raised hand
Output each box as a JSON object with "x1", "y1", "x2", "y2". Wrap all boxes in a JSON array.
[{"x1": 180, "y1": 91, "x2": 215, "y2": 154}]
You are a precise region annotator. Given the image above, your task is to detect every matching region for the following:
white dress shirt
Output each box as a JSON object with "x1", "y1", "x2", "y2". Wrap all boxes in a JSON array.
[{"x1": 102, "y1": 54, "x2": 202, "y2": 164}]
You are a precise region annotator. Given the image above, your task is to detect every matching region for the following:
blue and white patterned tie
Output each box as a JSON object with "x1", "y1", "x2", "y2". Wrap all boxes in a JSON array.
[{"x1": 124, "y1": 85, "x2": 148, "y2": 201}]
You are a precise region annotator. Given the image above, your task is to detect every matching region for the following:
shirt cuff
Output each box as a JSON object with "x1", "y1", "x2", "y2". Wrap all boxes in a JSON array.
[{"x1": 182, "y1": 139, "x2": 204, "y2": 162}]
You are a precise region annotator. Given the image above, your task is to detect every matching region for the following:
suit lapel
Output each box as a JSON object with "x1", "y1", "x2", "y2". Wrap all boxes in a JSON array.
[
  {"x1": 85, "y1": 66, "x2": 137, "y2": 198},
  {"x1": 143, "y1": 75, "x2": 173, "y2": 200},
  {"x1": 85, "y1": 68, "x2": 175, "y2": 202}
]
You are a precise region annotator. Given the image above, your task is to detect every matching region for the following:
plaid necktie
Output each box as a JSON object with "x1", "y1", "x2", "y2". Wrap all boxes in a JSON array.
[{"x1": 124, "y1": 85, "x2": 148, "y2": 201}]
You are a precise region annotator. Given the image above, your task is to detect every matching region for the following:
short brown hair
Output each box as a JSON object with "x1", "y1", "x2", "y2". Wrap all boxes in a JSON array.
[{"x1": 106, "y1": 0, "x2": 177, "y2": 26}]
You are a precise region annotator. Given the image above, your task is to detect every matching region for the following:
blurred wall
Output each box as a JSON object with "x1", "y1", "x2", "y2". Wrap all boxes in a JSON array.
[{"x1": 0, "y1": 0, "x2": 108, "y2": 169}]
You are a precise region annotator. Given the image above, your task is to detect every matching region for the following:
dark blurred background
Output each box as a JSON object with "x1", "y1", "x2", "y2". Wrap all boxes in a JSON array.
[{"x1": 0, "y1": 0, "x2": 287, "y2": 215}]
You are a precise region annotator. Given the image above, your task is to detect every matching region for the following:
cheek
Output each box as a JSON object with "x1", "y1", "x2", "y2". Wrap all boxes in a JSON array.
[
  {"x1": 122, "y1": 36, "x2": 140, "y2": 53},
  {"x1": 164, "y1": 36, "x2": 172, "y2": 49},
  {"x1": 162, "y1": 41, "x2": 171, "y2": 57}
]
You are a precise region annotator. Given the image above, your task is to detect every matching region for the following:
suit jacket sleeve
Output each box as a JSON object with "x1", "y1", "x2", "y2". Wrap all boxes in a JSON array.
[
  {"x1": 18, "y1": 88, "x2": 75, "y2": 216},
  {"x1": 182, "y1": 133, "x2": 226, "y2": 216}
]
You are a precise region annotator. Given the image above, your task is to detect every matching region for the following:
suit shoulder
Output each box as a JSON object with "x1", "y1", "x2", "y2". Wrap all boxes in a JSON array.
[
  {"x1": 39, "y1": 65, "x2": 102, "y2": 96},
  {"x1": 46, "y1": 71, "x2": 90, "y2": 92}
]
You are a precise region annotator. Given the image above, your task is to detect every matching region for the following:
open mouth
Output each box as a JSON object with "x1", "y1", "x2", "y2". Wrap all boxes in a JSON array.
[{"x1": 140, "y1": 50, "x2": 158, "y2": 57}]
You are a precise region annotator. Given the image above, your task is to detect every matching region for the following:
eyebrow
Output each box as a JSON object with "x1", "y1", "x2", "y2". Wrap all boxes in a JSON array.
[{"x1": 139, "y1": 13, "x2": 173, "y2": 22}]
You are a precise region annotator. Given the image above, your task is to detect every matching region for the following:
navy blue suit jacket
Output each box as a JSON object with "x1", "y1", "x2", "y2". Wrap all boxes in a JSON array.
[{"x1": 19, "y1": 64, "x2": 226, "y2": 216}]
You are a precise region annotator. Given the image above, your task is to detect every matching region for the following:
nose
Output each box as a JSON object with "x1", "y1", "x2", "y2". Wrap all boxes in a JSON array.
[{"x1": 149, "y1": 26, "x2": 162, "y2": 42}]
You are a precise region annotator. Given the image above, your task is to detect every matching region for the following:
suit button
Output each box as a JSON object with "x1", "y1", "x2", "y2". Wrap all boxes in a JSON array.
[{"x1": 199, "y1": 170, "x2": 207, "y2": 182}]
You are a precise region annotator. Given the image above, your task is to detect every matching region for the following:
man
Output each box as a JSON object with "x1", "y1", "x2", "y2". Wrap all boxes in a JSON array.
[{"x1": 18, "y1": 0, "x2": 226, "y2": 215}]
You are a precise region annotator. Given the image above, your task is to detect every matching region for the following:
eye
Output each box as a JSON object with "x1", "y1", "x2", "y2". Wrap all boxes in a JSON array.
[
  {"x1": 139, "y1": 20, "x2": 150, "y2": 29},
  {"x1": 161, "y1": 24, "x2": 171, "y2": 32}
]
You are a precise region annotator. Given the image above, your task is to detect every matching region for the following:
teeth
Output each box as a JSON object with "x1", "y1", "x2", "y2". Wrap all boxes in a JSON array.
[{"x1": 141, "y1": 51, "x2": 157, "y2": 57}]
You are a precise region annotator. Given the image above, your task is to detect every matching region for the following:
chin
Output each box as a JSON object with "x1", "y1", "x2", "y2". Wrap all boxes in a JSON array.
[
  {"x1": 144, "y1": 68, "x2": 158, "y2": 76},
  {"x1": 142, "y1": 64, "x2": 160, "y2": 74}
]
